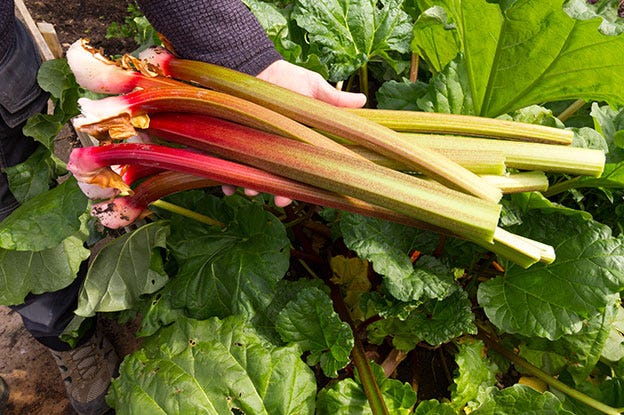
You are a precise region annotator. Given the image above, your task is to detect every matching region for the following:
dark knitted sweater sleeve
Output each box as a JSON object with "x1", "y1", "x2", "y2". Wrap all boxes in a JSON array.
[
  {"x1": 0, "y1": 1, "x2": 16, "y2": 61},
  {"x1": 136, "y1": 0, "x2": 282, "y2": 75}
]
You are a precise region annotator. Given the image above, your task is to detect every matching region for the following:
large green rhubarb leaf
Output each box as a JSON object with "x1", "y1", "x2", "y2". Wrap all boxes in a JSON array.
[
  {"x1": 450, "y1": 339, "x2": 498, "y2": 411},
  {"x1": 367, "y1": 289, "x2": 476, "y2": 350},
  {"x1": 108, "y1": 316, "x2": 316, "y2": 415},
  {"x1": 478, "y1": 209, "x2": 624, "y2": 340},
  {"x1": 471, "y1": 385, "x2": 573, "y2": 415},
  {"x1": 0, "y1": 234, "x2": 89, "y2": 305},
  {"x1": 416, "y1": 0, "x2": 624, "y2": 116},
  {"x1": 275, "y1": 286, "x2": 354, "y2": 378},
  {"x1": 291, "y1": 0, "x2": 413, "y2": 81},
  {"x1": 0, "y1": 177, "x2": 87, "y2": 251},
  {"x1": 519, "y1": 295, "x2": 618, "y2": 384},
  {"x1": 316, "y1": 362, "x2": 417, "y2": 414},
  {"x1": 340, "y1": 213, "x2": 456, "y2": 302},
  {"x1": 75, "y1": 221, "x2": 170, "y2": 317},
  {"x1": 4, "y1": 146, "x2": 66, "y2": 204},
  {"x1": 162, "y1": 193, "x2": 290, "y2": 319}
]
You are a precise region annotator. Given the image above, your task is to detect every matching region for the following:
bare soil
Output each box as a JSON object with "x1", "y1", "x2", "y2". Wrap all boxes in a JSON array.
[{"x1": 2, "y1": 2, "x2": 140, "y2": 414}]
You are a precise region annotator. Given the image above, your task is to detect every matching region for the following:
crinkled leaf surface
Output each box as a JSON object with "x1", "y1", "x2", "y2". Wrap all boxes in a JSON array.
[
  {"x1": 470, "y1": 384, "x2": 573, "y2": 415},
  {"x1": 519, "y1": 295, "x2": 618, "y2": 384},
  {"x1": 276, "y1": 286, "x2": 353, "y2": 378},
  {"x1": 414, "y1": 400, "x2": 456, "y2": 414},
  {"x1": 376, "y1": 79, "x2": 429, "y2": 110},
  {"x1": 0, "y1": 234, "x2": 89, "y2": 305},
  {"x1": 108, "y1": 316, "x2": 316, "y2": 415},
  {"x1": 340, "y1": 213, "x2": 456, "y2": 302},
  {"x1": 416, "y1": 56, "x2": 474, "y2": 114},
  {"x1": 419, "y1": 0, "x2": 624, "y2": 116},
  {"x1": 24, "y1": 59, "x2": 81, "y2": 149},
  {"x1": 330, "y1": 255, "x2": 371, "y2": 320},
  {"x1": 368, "y1": 289, "x2": 476, "y2": 350},
  {"x1": 292, "y1": 0, "x2": 413, "y2": 81},
  {"x1": 450, "y1": 339, "x2": 498, "y2": 410},
  {"x1": 75, "y1": 221, "x2": 170, "y2": 317},
  {"x1": 316, "y1": 362, "x2": 417, "y2": 415},
  {"x1": 602, "y1": 301, "x2": 624, "y2": 362},
  {"x1": 4, "y1": 146, "x2": 65, "y2": 204},
  {"x1": 163, "y1": 194, "x2": 290, "y2": 320},
  {"x1": 0, "y1": 177, "x2": 87, "y2": 251},
  {"x1": 478, "y1": 210, "x2": 624, "y2": 340}
]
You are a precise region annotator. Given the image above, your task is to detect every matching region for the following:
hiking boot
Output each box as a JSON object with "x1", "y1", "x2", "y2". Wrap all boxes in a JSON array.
[
  {"x1": 49, "y1": 329, "x2": 120, "y2": 415},
  {"x1": 0, "y1": 376, "x2": 8, "y2": 413}
]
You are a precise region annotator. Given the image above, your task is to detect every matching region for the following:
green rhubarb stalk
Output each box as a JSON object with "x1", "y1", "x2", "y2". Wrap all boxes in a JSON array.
[
  {"x1": 347, "y1": 144, "x2": 507, "y2": 175},
  {"x1": 144, "y1": 112, "x2": 502, "y2": 243},
  {"x1": 140, "y1": 50, "x2": 502, "y2": 202},
  {"x1": 350, "y1": 108, "x2": 574, "y2": 145},
  {"x1": 151, "y1": 200, "x2": 225, "y2": 228},
  {"x1": 478, "y1": 329, "x2": 621, "y2": 415},
  {"x1": 400, "y1": 133, "x2": 605, "y2": 177},
  {"x1": 480, "y1": 171, "x2": 549, "y2": 194}
]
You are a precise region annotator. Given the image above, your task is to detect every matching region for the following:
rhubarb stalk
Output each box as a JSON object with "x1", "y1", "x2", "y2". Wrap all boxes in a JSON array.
[
  {"x1": 399, "y1": 133, "x2": 605, "y2": 177},
  {"x1": 349, "y1": 108, "x2": 574, "y2": 145},
  {"x1": 68, "y1": 141, "x2": 501, "y2": 244},
  {"x1": 139, "y1": 113, "x2": 502, "y2": 242},
  {"x1": 138, "y1": 48, "x2": 503, "y2": 203},
  {"x1": 74, "y1": 87, "x2": 356, "y2": 157}
]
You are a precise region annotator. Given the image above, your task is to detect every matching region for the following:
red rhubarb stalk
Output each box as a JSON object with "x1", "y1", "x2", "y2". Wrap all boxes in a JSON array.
[
  {"x1": 138, "y1": 48, "x2": 502, "y2": 203},
  {"x1": 67, "y1": 141, "x2": 500, "y2": 244},
  {"x1": 74, "y1": 87, "x2": 355, "y2": 157},
  {"x1": 91, "y1": 171, "x2": 219, "y2": 229},
  {"x1": 136, "y1": 113, "x2": 502, "y2": 243}
]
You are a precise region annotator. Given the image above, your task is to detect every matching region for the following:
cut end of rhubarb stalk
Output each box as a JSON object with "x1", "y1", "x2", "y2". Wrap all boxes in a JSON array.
[
  {"x1": 139, "y1": 47, "x2": 175, "y2": 74},
  {"x1": 77, "y1": 181, "x2": 120, "y2": 200},
  {"x1": 91, "y1": 197, "x2": 145, "y2": 229},
  {"x1": 67, "y1": 155, "x2": 133, "y2": 195},
  {"x1": 67, "y1": 39, "x2": 140, "y2": 94},
  {"x1": 73, "y1": 96, "x2": 134, "y2": 130}
]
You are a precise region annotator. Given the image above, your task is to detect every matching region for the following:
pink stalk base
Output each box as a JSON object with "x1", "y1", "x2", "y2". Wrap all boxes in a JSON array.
[
  {"x1": 92, "y1": 171, "x2": 218, "y2": 228},
  {"x1": 67, "y1": 39, "x2": 186, "y2": 94}
]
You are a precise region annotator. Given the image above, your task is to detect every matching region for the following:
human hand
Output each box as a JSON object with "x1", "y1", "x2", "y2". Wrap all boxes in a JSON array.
[
  {"x1": 257, "y1": 59, "x2": 367, "y2": 108},
  {"x1": 223, "y1": 60, "x2": 366, "y2": 206}
]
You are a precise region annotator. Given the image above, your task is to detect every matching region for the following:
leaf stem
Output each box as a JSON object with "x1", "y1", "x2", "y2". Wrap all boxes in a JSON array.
[
  {"x1": 541, "y1": 176, "x2": 581, "y2": 197},
  {"x1": 331, "y1": 283, "x2": 390, "y2": 415},
  {"x1": 478, "y1": 329, "x2": 622, "y2": 415},
  {"x1": 557, "y1": 99, "x2": 586, "y2": 123},
  {"x1": 410, "y1": 53, "x2": 419, "y2": 83},
  {"x1": 150, "y1": 199, "x2": 224, "y2": 228},
  {"x1": 359, "y1": 63, "x2": 369, "y2": 106},
  {"x1": 352, "y1": 338, "x2": 390, "y2": 415}
]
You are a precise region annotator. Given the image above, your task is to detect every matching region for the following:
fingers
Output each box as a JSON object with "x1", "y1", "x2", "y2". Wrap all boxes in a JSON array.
[
  {"x1": 314, "y1": 81, "x2": 367, "y2": 108},
  {"x1": 257, "y1": 60, "x2": 367, "y2": 108}
]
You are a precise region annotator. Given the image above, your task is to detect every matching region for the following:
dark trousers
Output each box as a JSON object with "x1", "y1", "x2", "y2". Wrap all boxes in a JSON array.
[
  {"x1": 1, "y1": 18, "x2": 91, "y2": 352},
  {"x1": 1, "y1": 121, "x2": 91, "y2": 352}
]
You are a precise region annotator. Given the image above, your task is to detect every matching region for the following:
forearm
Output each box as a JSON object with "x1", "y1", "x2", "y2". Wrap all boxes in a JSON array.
[{"x1": 136, "y1": 0, "x2": 282, "y2": 75}]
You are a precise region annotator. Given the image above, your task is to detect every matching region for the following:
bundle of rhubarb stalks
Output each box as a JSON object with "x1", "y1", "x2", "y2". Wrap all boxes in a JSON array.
[{"x1": 65, "y1": 39, "x2": 605, "y2": 269}]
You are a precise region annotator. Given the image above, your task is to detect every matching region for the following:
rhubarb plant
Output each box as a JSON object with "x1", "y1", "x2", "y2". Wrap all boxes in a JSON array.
[{"x1": 3, "y1": 1, "x2": 624, "y2": 414}]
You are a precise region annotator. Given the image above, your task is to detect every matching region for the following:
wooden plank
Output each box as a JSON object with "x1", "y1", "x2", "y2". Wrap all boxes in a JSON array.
[
  {"x1": 14, "y1": 0, "x2": 56, "y2": 61},
  {"x1": 37, "y1": 21, "x2": 63, "y2": 59}
]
